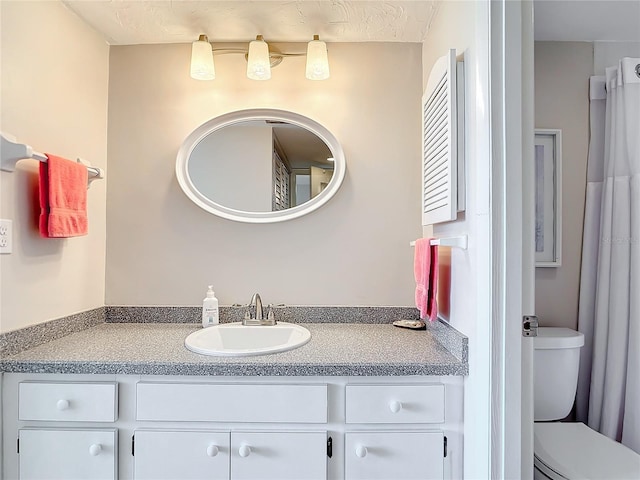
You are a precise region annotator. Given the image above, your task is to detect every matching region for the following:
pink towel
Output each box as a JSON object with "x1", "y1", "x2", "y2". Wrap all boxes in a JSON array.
[
  {"x1": 414, "y1": 238, "x2": 438, "y2": 321},
  {"x1": 39, "y1": 154, "x2": 88, "y2": 238}
]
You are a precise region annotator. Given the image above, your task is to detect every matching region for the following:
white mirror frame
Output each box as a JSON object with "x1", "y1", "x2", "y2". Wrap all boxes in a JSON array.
[{"x1": 176, "y1": 109, "x2": 346, "y2": 223}]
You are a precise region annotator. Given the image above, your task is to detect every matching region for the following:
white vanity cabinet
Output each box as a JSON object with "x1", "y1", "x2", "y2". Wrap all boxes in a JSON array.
[
  {"x1": 1, "y1": 374, "x2": 463, "y2": 480},
  {"x1": 345, "y1": 384, "x2": 447, "y2": 480},
  {"x1": 19, "y1": 428, "x2": 118, "y2": 480},
  {"x1": 345, "y1": 431, "x2": 444, "y2": 480},
  {"x1": 132, "y1": 382, "x2": 328, "y2": 480},
  {"x1": 14, "y1": 381, "x2": 119, "y2": 480},
  {"x1": 133, "y1": 429, "x2": 327, "y2": 480},
  {"x1": 133, "y1": 430, "x2": 230, "y2": 480},
  {"x1": 230, "y1": 430, "x2": 328, "y2": 480}
]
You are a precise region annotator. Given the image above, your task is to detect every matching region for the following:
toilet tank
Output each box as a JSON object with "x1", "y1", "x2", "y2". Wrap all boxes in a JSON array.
[{"x1": 534, "y1": 327, "x2": 585, "y2": 421}]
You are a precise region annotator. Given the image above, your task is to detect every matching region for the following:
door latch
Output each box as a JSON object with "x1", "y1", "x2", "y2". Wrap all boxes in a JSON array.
[{"x1": 522, "y1": 315, "x2": 538, "y2": 337}]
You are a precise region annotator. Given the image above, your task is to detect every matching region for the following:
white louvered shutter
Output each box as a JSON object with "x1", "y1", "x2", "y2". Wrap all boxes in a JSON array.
[
  {"x1": 272, "y1": 149, "x2": 290, "y2": 211},
  {"x1": 422, "y1": 49, "x2": 458, "y2": 225}
]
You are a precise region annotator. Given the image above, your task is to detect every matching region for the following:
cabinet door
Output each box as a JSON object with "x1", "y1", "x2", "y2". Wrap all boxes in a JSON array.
[
  {"x1": 134, "y1": 430, "x2": 229, "y2": 480},
  {"x1": 19, "y1": 428, "x2": 117, "y2": 480},
  {"x1": 231, "y1": 431, "x2": 327, "y2": 480},
  {"x1": 345, "y1": 431, "x2": 444, "y2": 480}
]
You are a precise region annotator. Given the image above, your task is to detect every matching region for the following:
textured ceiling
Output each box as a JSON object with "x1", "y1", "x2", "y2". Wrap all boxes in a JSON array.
[
  {"x1": 61, "y1": 0, "x2": 640, "y2": 46},
  {"x1": 61, "y1": 1, "x2": 440, "y2": 45}
]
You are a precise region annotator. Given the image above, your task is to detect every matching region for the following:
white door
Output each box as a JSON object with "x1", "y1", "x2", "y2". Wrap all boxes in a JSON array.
[
  {"x1": 490, "y1": 0, "x2": 535, "y2": 479},
  {"x1": 310, "y1": 166, "x2": 332, "y2": 197},
  {"x1": 519, "y1": 1, "x2": 536, "y2": 478},
  {"x1": 345, "y1": 431, "x2": 444, "y2": 480},
  {"x1": 231, "y1": 431, "x2": 327, "y2": 480},
  {"x1": 133, "y1": 430, "x2": 230, "y2": 480},
  {"x1": 18, "y1": 428, "x2": 117, "y2": 480}
]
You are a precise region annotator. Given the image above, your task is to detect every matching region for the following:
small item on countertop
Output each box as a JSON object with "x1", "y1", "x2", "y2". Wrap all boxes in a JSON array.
[
  {"x1": 202, "y1": 285, "x2": 219, "y2": 328},
  {"x1": 392, "y1": 319, "x2": 426, "y2": 330}
]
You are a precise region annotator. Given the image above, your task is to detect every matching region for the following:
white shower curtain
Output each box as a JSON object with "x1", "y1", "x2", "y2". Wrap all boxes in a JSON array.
[{"x1": 577, "y1": 58, "x2": 640, "y2": 454}]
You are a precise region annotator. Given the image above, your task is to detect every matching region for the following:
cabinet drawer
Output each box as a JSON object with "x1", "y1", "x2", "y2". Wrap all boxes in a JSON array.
[
  {"x1": 19, "y1": 428, "x2": 118, "y2": 480},
  {"x1": 345, "y1": 384, "x2": 444, "y2": 424},
  {"x1": 19, "y1": 382, "x2": 118, "y2": 422},
  {"x1": 136, "y1": 383, "x2": 327, "y2": 423}
]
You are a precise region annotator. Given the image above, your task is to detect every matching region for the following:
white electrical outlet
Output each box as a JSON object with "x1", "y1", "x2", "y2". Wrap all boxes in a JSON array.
[{"x1": 0, "y1": 219, "x2": 13, "y2": 254}]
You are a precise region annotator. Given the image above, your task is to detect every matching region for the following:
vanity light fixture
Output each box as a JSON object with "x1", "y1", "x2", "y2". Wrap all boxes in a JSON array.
[
  {"x1": 246, "y1": 35, "x2": 271, "y2": 80},
  {"x1": 190, "y1": 34, "x2": 216, "y2": 80},
  {"x1": 306, "y1": 35, "x2": 330, "y2": 80},
  {"x1": 190, "y1": 34, "x2": 330, "y2": 81}
]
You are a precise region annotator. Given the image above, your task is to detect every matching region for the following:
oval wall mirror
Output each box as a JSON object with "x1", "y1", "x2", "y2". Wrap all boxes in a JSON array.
[{"x1": 176, "y1": 109, "x2": 346, "y2": 223}]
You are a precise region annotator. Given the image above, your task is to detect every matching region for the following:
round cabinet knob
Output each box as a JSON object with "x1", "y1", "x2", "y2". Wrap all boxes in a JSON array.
[
  {"x1": 238, "y1": 444, "x2": 251, "y2": 457},
  {"x1": 389, "y1": 400, "x2": 402, "y2": 413},
  {"x1": 56, "y1": 399, "x2": 70, "y2": 411},
  {"x1": 88, "y1": 444, "x2": 102, "y2": 456},
  {"x1": 206, "y1": 445, "x2": 219, "y2": 457},
  {"x1": 355, "y1": 445, "x2": 368, "y2": 458}
]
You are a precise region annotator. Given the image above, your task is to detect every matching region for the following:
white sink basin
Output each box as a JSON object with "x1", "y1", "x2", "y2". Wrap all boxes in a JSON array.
[{"x1": 184, "y1": 322, "x2": 311, "y2": 357}]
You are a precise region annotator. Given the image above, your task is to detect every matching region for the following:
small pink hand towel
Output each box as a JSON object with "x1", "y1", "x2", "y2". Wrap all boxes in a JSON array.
[
  {"x1": 39, "y1": 154, "x2": 88, "y2": 238},
  {"x1": 414, "y1": 238, "x2": 438, "y2": 321}
]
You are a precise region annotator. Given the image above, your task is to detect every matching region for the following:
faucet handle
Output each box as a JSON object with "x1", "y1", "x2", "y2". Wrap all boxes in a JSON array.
[{"x1": 267, "y1": 305, "x2": 275, "y2": 321}]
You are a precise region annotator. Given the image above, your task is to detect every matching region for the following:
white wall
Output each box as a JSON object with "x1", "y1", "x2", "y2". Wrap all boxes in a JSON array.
[
  {"x1": 105, "y1": 42, "x2": 423, "y2": 306},
  {"x1": 190, "y1": 125, "x2": 273, "y2": 211},
  {"x1": 594, "y1": 41, "x2": 640, "y2": 75},
  {"x1": 422, "y1": 2, "x2": 492, "y2": 478},
  {"x1": 0, "y1": 1, "x2": 109, "y2": 333},
  {"x1": 534, "y1": 42, "x2": 593, "y2": 330},
  {"x1": 533, "y1": 41, "x2": 639, "y2": 331}
]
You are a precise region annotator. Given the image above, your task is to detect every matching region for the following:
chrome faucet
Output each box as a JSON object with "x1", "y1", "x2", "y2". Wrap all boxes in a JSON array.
[{"x1": 243, "y1": 293, "x2": 276, "y2": 326}]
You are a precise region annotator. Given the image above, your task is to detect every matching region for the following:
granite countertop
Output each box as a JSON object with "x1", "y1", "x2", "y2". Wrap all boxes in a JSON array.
[{"x1": 0, "y1": 322, "x2": 467, "y2": 376}]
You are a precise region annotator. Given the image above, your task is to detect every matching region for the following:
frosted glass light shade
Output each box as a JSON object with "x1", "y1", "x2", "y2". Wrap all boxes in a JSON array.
[
  {"x1": 247, "y1": 35, "x2": 271, "y2": 80},
  {"x1": 190, "y1": 35, "x2": 215, "y2": 80},
  {"x1": 305, "y1": 36, "x2": 330, "y2": 80}
]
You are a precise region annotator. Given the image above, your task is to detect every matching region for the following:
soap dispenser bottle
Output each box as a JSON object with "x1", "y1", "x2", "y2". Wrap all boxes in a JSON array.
[{"x1": 202, "y1": 286, "x2": 219, "y2": 328}]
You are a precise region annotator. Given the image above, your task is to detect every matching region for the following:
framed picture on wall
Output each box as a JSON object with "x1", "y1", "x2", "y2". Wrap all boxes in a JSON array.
[{"x1": 534, "y1": 129, "x2": 562, "y2": 267}]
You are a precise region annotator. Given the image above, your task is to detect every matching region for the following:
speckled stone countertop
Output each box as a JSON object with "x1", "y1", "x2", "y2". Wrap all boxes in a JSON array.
[{"x1": 0, "y1": 323, "x2": 467, "y2": 376}]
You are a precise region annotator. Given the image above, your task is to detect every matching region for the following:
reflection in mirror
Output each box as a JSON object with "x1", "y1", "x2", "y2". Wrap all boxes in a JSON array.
[
  {"x1": 176, "y1": 109, "x2": 346, "y2": 223},
  {"x1": 189, "y1": 121, "x2": 334, "y2": 213}
]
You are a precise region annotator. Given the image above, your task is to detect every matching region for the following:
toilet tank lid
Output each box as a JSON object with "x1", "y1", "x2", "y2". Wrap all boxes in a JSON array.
[
  {"x1": 534, "y1": 327, "x2": 585, "y2": 349},
  {"x1": 534, "y1": 422, "x2": 640, "y2": 479}
]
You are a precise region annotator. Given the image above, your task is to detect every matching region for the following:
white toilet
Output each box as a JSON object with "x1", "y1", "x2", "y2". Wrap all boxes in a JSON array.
[{"x1": 533, "y1": 327, "x2": 640, "y2": 479}]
